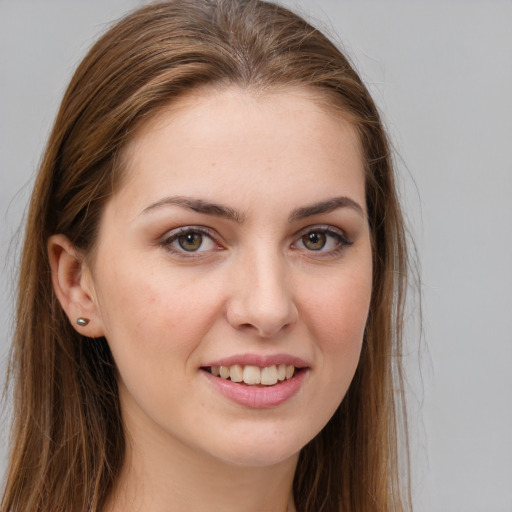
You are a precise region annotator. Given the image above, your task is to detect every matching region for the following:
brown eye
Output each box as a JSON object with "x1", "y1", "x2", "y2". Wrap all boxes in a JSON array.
[
  {"x1": 294, "y1": 227, "x2": 351, "y2": 255},
  {"x1": 178, "y1": 232, "x2": 203, "y2": 251},
  {"x1": 163, "y1": 227, "x2": 218, "y2": 256},
  {"x1": 301, "y1": 232, "x2": 327, "y2": 251}
]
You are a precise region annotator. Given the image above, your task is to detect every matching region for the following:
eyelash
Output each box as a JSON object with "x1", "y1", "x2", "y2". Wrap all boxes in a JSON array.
[
  {"x1": 160, "y1": 226, "x2": 221, "y2": 258},
  {"x1": 293, "y1": 225, "x2": 353, "y2": 257},
  {"x1": 159, "y1": 225, "x2": 353, "y2": 259}
]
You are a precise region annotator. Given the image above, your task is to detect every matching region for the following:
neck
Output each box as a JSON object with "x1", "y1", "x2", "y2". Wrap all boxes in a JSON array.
[{"x1": 103, "y1": 415, "x2": 298, "y2": 512}]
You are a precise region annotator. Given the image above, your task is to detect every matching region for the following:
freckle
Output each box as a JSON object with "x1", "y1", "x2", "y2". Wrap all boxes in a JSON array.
[{"x1": 211, "y1": 162, "x2": 216, "y2": 167}]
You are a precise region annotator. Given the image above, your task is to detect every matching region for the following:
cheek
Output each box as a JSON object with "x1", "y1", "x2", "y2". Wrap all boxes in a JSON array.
[
  {"x1": 304, "y1": 265, "x2": 372, "y2": 356},
  {"x1": 91, "y1": 263, "x2": 229, "y2": 425},
  {"x1": 295, "y1": 263, "x2": 372, "y2": 437},
  {"x1": 92, "y1": 257, "x2": 223, "y2": 369}
]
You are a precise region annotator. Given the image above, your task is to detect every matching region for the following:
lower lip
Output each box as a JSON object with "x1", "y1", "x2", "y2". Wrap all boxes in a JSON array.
[{"x1": 201, "y1": 369, "x2": 307, "y2": 408}]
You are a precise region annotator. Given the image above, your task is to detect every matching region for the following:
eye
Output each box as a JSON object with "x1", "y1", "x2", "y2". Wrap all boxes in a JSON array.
[
  {"x1": 293, "y1": 226, "x2": 352, "y2": 254},
  {"x1": 176, "y1": 232, "x2": 207, "y2": 252},
  {"x1": 161, "y1": 227, "x2": 219, "y2": 255},
  {"x1": 301, "y1": 232, "x2": 328, "y2": 251}
]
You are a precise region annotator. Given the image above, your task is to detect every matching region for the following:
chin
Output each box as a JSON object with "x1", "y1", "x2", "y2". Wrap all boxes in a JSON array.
[
  {"x1": 219, "y1": 446, "x2": 300, "y2": 469},
  {"x1": 202, "y1": 421, "x2": 316, "y2": 469}
]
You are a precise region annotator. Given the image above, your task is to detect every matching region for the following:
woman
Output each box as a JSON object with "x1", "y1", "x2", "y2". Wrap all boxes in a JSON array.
[{"x1": 2, "y1": 1, "x2": 411, "y2": 511}]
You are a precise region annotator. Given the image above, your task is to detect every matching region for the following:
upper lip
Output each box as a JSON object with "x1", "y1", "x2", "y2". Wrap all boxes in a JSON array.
[{"x1": 203, "y1": 353, "x2": 309, "y2": 369}]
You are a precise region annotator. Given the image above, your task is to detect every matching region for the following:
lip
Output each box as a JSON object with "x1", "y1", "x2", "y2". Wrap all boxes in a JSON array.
[
  {"x1": 201, "y1": 367, "x2": 308, "y2": 408},
  {"x1": 204, "y1": 353, "x2": 309, "y2": 368}
]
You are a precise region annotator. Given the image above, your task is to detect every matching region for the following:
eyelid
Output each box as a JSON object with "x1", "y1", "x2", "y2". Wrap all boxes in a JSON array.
[
  {"x1": 292, "y1": 224, "x2": 353, "y2": 253},
  {"x1": 158, "y1": 224, "x2": 352, "y2": 259},
  {"x1": 159, "y1": 225, "x2": 224, "y2": 257}
]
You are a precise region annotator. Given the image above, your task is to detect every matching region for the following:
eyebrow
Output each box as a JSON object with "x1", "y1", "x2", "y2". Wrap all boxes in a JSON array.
[
  {"x1": 140, "y1": 195, "x2": 364, "y2": 223},
  {"x1": 288, "y1": 196, "x2": 365, "y2": 222},
  {"x1": 141, "y1": 196, "x2": 245, "y2": 223}
]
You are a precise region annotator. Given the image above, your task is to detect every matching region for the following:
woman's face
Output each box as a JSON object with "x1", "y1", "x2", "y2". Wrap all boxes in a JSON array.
[{"x1": 84, "y1": 86, "x2": 372, "y2": 467}]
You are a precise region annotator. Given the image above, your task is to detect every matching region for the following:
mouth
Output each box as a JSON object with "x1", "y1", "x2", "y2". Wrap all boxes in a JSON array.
[
  {"x1": 200, "y1": 358, "x2": 308, "y2": 408},
  {"x1": 201, "y1": 364, "x2": 303, "y2": 387}
]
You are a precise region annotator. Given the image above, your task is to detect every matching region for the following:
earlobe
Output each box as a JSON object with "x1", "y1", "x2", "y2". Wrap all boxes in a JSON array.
[{"x1": 47, "y1": 234, "x2": 105, "y2": 338}]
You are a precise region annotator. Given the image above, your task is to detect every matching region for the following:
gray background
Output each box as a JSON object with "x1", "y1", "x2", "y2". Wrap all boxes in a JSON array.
[{"x1": 1, "y1": 1, "x2": 511, "y2": 511}]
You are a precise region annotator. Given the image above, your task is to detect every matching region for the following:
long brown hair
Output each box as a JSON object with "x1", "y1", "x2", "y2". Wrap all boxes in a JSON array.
[{"x1": 2, "y1": 1, "x2": 411, "y2": 510}]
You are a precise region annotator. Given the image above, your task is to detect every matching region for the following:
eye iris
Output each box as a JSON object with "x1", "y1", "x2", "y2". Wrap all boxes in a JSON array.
[
  {"x1": 178, "y1": 232, "x2": 202, "y2": 251},
  {"x1": 303, "y1": 232, "x2": 326, "y2": 250}
]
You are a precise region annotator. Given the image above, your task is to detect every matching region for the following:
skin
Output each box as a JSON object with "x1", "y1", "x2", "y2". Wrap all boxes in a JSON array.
[{"x1": 49, "y1": 86, "x2": 373, "y2": 512}]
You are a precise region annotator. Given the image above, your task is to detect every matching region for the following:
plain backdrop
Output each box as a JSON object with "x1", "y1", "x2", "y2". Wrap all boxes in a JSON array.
[{"x1": 1, "y1": 1, "x2": 511, "y2": 511}]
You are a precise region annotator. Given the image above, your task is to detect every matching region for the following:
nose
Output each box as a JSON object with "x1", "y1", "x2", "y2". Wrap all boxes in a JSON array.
[{"x1": 226, "y1": 250, "x2": 298, "y2": 338}]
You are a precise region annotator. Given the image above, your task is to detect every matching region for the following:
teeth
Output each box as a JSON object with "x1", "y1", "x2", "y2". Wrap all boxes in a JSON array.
[
  {"x1": 243, "y1": 365, "x2": 261, "y2": 385},
  {"x1": 261, "y1": 365, "x2": 278, "y2": 385},
  {"x1": 229, "y1": 364, "x2": 243, "y2": 383},
  {"x1": 209, "y1": 364, "x2": 296, "y2": 385}
]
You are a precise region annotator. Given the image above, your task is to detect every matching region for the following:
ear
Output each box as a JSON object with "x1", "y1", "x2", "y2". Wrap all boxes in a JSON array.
[{"x1": 48, "y1": 234, "x2": 105, "y2": 338}]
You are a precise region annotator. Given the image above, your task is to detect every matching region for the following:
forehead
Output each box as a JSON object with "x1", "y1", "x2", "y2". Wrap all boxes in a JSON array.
[{"x1": 114, "y1": 86, "x2": 366, "y2": 217}]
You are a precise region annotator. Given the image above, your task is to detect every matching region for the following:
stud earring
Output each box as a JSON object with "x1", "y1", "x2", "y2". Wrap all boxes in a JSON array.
[{"x1": 76, "y1": 317, "x2": 90, "y2": 326}]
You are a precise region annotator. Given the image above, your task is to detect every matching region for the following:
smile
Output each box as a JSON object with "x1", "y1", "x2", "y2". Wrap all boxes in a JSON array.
[
  {"x1": 206, "y1": 364, "x2": 296, "y2": 386},
  {"x1": 200, "y1": 357, "x2": 308, "y2": 408}
]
